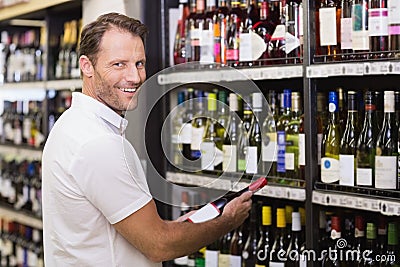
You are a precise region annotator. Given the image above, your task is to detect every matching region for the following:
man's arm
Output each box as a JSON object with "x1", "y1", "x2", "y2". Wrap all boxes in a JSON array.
[{"x1": 113, "y1": 191, "x2": 252, "y2": 263}]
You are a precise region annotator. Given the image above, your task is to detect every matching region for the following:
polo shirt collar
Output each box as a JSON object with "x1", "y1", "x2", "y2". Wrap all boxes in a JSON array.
[{"x1": 71, "y1": 92, "x2": 129, "y2": 134}]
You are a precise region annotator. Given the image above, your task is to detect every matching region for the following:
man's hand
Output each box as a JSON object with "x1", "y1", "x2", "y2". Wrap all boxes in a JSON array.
[{"x1": 221, "y1": 191, "x2": 253, "y2": 229}]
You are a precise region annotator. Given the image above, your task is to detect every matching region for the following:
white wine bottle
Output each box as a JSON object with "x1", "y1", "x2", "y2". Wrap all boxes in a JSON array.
[
  {"x1": 223, "y1": 93, "x2": 239, "y2": 173},
  {"x1": 321, "y1": 91, "x2": 341, "y2": 184}
]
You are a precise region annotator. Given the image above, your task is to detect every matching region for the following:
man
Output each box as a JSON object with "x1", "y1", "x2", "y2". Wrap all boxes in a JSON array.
[{"x1": 42, "y1": 12, "x2": 252, "y2": 266}]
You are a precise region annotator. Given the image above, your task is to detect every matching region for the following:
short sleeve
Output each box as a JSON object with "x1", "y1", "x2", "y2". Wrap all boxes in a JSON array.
[{"x1": 69, "y1": 134, "x2": 152, "y2": 224}]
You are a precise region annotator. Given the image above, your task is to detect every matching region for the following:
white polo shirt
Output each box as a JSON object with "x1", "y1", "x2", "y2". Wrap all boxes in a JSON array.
[{"x1": 42, "y1": 92, "x2": 159, "y2": 267}]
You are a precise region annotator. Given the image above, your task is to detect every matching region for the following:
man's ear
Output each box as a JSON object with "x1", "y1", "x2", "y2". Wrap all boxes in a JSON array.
[{"x1": 79, "y1": 55, "x2": 94, "y2": 77}]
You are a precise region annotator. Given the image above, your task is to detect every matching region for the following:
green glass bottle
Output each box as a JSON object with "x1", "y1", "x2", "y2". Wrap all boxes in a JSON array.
[
  {"x1": 262, "y1": 90, "x2": 278, "y2": 177},
  {"x1": 384, "y1": 223, "x2": 400, "y2": 267},
  {"x1": 276, "y1": 89, "x2": 292, "y2": 180},
  {"x1": 339, "y1": 91, "x2": 360, "y2": 187},
  {"x1": 286, "y1": 92, "x2": 302, "y2": 182},
  {"x1": 356, "y1": 91, "x2": 379, "y2": 188},
  {"x1": 246, "y1": 93, "x2": 263, "y2": 175},
  {"x1": 222, "y1": 93, "x2": 239, "y2": 173}
]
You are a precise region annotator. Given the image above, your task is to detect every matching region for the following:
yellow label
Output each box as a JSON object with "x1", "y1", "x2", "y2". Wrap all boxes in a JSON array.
[{"x1": 276, "y1": 208, "x2": 286, "y2": 228}]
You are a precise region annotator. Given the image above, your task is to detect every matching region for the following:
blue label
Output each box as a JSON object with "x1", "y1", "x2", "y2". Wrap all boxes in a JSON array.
[
  {"x1": 277, "y1": 131, "x2": 286, "y2": 173},
  {"x1": 324, "y1": 159, "x2": 331, "y2": 169}
]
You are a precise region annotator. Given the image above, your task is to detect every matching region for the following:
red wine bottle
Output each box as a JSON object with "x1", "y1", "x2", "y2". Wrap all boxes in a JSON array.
[{"x1": 187, "y1": 177, "x2": 268, "y2": 223}]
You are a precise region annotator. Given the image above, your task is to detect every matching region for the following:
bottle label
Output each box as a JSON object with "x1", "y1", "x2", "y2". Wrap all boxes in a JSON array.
[
  {"x1": 285, "y1": 152, "x2": 295, "y2": 171},
  {"x1": 226, "y1": 49, "x2": 239, "y2": 61},
  {"x1": 223, "y1": 145, "x2": 237, "y2": 172},
  {"x1": 368, "y1": 8, "x2": 389, "y2": 37},
  {"x1": 321, "y1": 157, "x2": 340, "y2": 183},
  {"x1": 389, "y1": 25, "x2": 400, "y2": 34},
  {"x1": 255, "y1": 265, "x2": 266, "y2": 267},
  {"x1": 205, "y1": 250, "x2": 219, "y2": 267},
  {"x1": 300, "y1": 254, "x2": 307, "y2": 267},
  {"x1": 262, "y1": 132, "x2": 277, "y2": 162},
  {"x1": 299, "y1": 133, "x2": 306, "y2": 166},
  {"x1": 174, "y1": 256, "x2": 189, "y2": 265},
  {"x1": 319, "y1": 7, "x2": 337, "y2": 46},
  {"x1": 246, "y1": 146, "x2": 259, "y2": 174},
  {"x1": 187, "y1": 203, "x2": 220, "y2": 223},
  {"x1": 200, "y1": 29, "x2": 214, "y2": 63},
  {"x1": 277, "y1": 131, "x2": 286, "y2": 173},
  {"x1": 229, "y1": 255, "x2": 242, "y2": 267},
  {"x1": 239, "y1": 32, "x2": 252, "y2": 61},
  {"x1": 375, "y1": 156, "x2": 397, "y2": 189},
  {"x1": 218, "y1": 254, "x2": 230, "y2": 267},
  {"x1": 191, "y1": 126, "x2": 205, "y2": 150},
  {"x1": 317, "y1": 133, "x2": 322, "y2": 165},
  {"x1": 389, "y1": 0, "x2": 400, "y2": 24},
  {"x1": 201, "y1": 142, "x2": 216, "y2": 170},
  {"x1": 269, "y1": 262, "x2": 285, "y2": 267},
  {"x1": 341, "y1": 17, "x2": 353, "y2": 49},
  {"x1": 238, "y1": 159, "x2": 247, "y2": 171},
  {"x1": 352, "y1": 4, "x2": 370, "y2": 50},
  {"x1": 180, "y1": 123, "x2": 192, "y2": 144},
  {"x1": 339, "y1": 154, "x2": 355, "y2": 186},
  {"x1": 356, "y1": 168, "x2": 373, "y2": 186}
]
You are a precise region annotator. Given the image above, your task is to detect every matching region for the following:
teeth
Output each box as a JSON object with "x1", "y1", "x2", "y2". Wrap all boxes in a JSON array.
[{"x1": 120, "y1": 88, "x2": 137, "y2": 93}]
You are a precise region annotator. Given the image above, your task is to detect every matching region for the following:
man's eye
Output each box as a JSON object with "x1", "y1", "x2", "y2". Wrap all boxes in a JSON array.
[
  {"x1": 114, "y1": 62, "x2": 124, "y2": 67},
  {"x1": 136, "y1": 61, "x2": 145, "y2": 68}
]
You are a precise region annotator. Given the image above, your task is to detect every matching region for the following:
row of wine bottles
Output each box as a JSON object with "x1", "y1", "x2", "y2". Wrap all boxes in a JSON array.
[
  {"x1": 0, "y1": 90, "x2": 73, "y2": 148},
  {"x1": 319, "y1": 89, "x2": 400, "y2": 191},
  {"x1": 0, "y1": 156, "x2": 42, "y2": 218},
  {"x1": 172, "y1": 192, "x2": 400, "y2": 267},
  {"x1": 315, "y1": 0, "x2": 400, "y2": 61},
  {"x1": 173, "y1": 193, "x2": 307, "y2": 267},
  {"x1": 0, "y1": 18, "x2": 82, "y2": 83},
  {"x1": 0, "y1": 216, "x2": 44, "y2": 267},
  {"x1": 173, "y1": 0, "x2": 303, "y2": 66},
  {"x1": 170, "y1": 87, "x2": 304, "y2": 184}
]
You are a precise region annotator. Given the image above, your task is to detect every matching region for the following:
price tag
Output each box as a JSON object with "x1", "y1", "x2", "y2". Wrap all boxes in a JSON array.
[
  {"x1": 356, "y1": 197, "x2": 363, "y2": 208},
  {"x1": 274, "y1": 187, "x2": 283, "y2": 198},
  {"x1": 185, "y1": 174, "x2": 194, "y2": 185},
  {"x1": 320, "y1": 66, "x2": 328, "y2": 77},
  {"x1": 331, "y1": 64, "x2": 343, "y2": 76},
  {"x1": 346, "y1": 197, "x2": 356, "y2": 208},
  {"x1": 312, "y1": 191, "x2": 323, "y2": 204},
  {"x1": 248, "y1": 69, "x2": 261, "y2": 80},
  {"x1": 365, "y1": 62, "x2": 391, "y2": 75},
  {"x1": 284, "y1": 66, "x2": 296, "y2": 78},
  {"x1": 276, "y1": 68, "x2": 285, "y2": 79},
  {"x1": 296, "y1": 66, "x2": 304, "y2": 77},
  {"x1": 330, "y1": 194, "x2": 339, "y2": 206},
  {"x1": 339, "y1": 196, "x2": 347, "y2": 206},
  {"x1": 268, "y1": 67, "x2": 279, "y2": 79},
  {"x1": 288, "y1": 188, "x2": 296, "y2": 200}
]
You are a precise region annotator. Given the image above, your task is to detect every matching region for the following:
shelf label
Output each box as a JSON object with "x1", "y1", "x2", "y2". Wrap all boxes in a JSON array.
[{"x1": 392, "y1": 62, "x2": 400, "y2": 74}]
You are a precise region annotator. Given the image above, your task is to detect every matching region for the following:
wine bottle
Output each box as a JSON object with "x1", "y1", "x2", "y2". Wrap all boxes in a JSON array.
[
  {"x1": 276, "y1": 89, "x2": 292, "y2": 179},
  {"x1": 230, "y1": 225, "x2": 244, "y2": 267},
  {"x1": 185, "y1": 0, "x2": 197, "y2": 62},
  {"x1": 269, "y1": 207, "x2": 288, "y2": 266},
  {"x1": 190, "y1": 0, "x2": 206, "y2": 62},
  {"x1": 388, "y1": 0, "x2": 400, "y2": 58},
  {"x1": 361, "y1": 222, "x2": 379, "y2": 267},
  {"x1": 318, "y1": 0, "x2": 342, "y2": 61},
  {"x1": 352, "y1": 215, "x2": 365, "y2": 266},
  {"x1": 223, "y1": 93, "x2": 239, "y2": 172},
  {"x1": 285, "y1": 205, "x2": 294, "y2": 243},
  {"x1": 317, "y1": 92, "x2": 328, "y2": 177},
  {"x1": 172, "y1": 91, "x2": 187, "y2": 167},
  {"x1": 375, "y1": 91, "x2": 384, "y2": 130},
  {"x1": 268, "y1": 0, "x2": 286, "y2": 63},
  {"x1": 253, "y1": 0, "x2": 275, "y2": 65},
  {"x1": 191, "y1": 90, "x2": 207, "y2": 167},
  {"x1": 214, "y1": 0, "x2": 230, "y2": 65},
  {"x1": 375, "y1": 91, "x2": 398, "y2": 190},
  {"x1": 321, "y1": 216, "x2": 344, "y2": 267},
  {"x1": 246, "y1": 93, "x2": 263, "y2": 174},
  {"x1": 384, "y1": 222, "x2": 400, "y2": 267},
  {"x1": 201, "y1": 92, "x2": 223, "y2": 171},
  {"x1": 368, "y1": 0, "x2": 389, "y2": 58},
  {"x1": 186, "y1": 177, "x2": 267, "y2": 223},
  {"x1": 339, "y1": 91, "x2": 359, "y2": 187},
  {"x1": 238, "y1": 99, "x2": 253, "y2": 172},
  {"x1": 205, "y1": 238, "x2": 219, "y2": 267},
  {"x1": 351, "y1": 0, "x2": 369, "y2": 58},
  {"x1": 226, "y1": 1, "x2": 243, "y2": 66},
  {"x1": 242, "y1": 202, "x2": 259, "y2": 266},
  {"x1": 174, "y1": 191, "x2": 191, "y2": 266},
  {"x1": 356, "y1": 91, "x2": 379, "y2": 188},
  {"x1": 340, "y1": 0, "x2": 353, "y2": 59},
  {"x1": 285, "y1": 0, "x2": 301, "y2": 63},
  {"x1": 321, "y1": 91, "x2": 341, "y2": 184},
  {"x1": 181, "y1": 88, "x2": 195, "y2": 163},
  {"x1": 255, "y1": 205, "x2": 272, "y2": 267},
  {"x1": 173, "y1": 0, "x2": 190, "y2": 65},
  {"x1": 217, "y1": 90, "x2": 229, "y2": 145},
  {"x1": 262, "y1": 90, "x2": 278, "y2": 176},
  {"x1": 285, "y1": 212, "x2": 303, "y2": 267},
  {"x1": 218, "y1": 231, "x2": 232, "y2": 267},
  {"x1": 286, "y1": 92, "x2": 302, "y2": 182},
  {"x1": 201, "y1": 0, "x2": 216, "y2": 64}
]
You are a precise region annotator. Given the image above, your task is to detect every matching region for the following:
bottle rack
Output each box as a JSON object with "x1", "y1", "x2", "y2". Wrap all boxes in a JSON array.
[{"x1": 157, "y1": 1, "x2": 400, "y2": 266}]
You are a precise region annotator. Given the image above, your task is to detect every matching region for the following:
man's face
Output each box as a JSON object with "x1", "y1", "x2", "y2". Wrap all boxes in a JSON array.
[{"x1": 92, "y1": 28, "x2": 146, "y2": 113}]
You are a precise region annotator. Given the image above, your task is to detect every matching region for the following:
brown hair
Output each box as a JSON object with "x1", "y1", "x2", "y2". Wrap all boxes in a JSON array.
[{"x1": 79, "y1": 12, "x2": 148, "y2": 67}]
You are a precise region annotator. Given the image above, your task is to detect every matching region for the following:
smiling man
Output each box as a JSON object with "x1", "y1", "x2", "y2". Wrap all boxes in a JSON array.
[{"x1": 41, "y1": 12, "x2": 253, "y2": 267}]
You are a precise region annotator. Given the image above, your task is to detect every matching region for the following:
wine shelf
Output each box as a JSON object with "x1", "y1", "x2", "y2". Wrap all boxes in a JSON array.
[
  {"x1": 0, "y1": 205, "x2": 42, "y2": 229},
  {"x1": 0, "y1": 79, "x2": 82, "y2": 91},
  {"x1": 0, "y1": 144, "x2": 42, "y2": 160},
  {"x1": 306, "y1": 60, "x2": 400, "y2": 78},
  {"x1": 312, "y1": 190, "x2": 400, "y2": 216},
  {"x1": 157, "y1": 65, "x2": 303, "y2": 85},
  {"x1": 165, "y1": 171, "x2": 306, "y2": 201}
]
